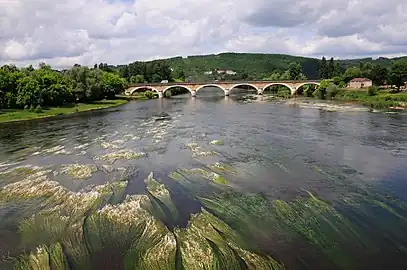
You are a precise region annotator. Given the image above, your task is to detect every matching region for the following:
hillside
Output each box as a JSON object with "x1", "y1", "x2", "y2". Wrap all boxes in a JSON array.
[
  {"x1": 165, "y1": 53, "x2": 321, "y2": 80},
  {"x1": 112, "y1": 52, "x2": 407, "y2": 81}
]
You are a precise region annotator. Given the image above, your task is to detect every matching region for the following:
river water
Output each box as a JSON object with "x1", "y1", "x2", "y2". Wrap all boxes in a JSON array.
[{"x1": 1, "y1": 89, "x2": 407, "y2": 269}]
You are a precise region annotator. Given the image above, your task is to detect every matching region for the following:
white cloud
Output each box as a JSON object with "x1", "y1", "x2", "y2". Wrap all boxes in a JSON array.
[{"x1": 0, "y1": 0, "x2": 406, "y2": 68}]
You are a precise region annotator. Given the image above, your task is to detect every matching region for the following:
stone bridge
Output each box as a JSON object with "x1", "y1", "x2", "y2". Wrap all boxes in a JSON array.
[{"x1": 125, "y1": 80, "x2": 321, "y2": 98}]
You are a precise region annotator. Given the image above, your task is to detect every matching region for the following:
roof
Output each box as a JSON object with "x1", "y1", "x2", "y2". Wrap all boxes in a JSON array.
[{"x1": 349, "y1": 78, "x2": 372, "y2": 82}]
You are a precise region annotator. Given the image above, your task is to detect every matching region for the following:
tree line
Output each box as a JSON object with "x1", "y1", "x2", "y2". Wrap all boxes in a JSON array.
[
  {"x1": 317, "y1": 56, "x2": 407, "y2": 90},
  {"x1": 0, "y1": 63, "x2": 126, "y2": 109},
  {"x1": 1, "y1": 55, "x2": 406, "y2": 109},
  {"x1": 117, "y1": 60, "x2": 185, "y2": 84}
]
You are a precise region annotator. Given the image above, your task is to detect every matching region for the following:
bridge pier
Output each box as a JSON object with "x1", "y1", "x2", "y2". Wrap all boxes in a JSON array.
[
  {"x1": 191, "y1": 90, "x2": 197, "y2": 97},
  {"x1": 158, "y1": 91, "x2": 164, "y2": 98},
  {"x1": 224, "y1": 89, "x2": 230, "y2": 96},
  {"x1": 257, "y1": 88, "x2": 263, "y2": 95}
]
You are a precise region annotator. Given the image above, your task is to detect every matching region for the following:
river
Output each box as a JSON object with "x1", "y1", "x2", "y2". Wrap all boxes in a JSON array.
[{"x1": 1, "y1": 89, "x2": 407, "y2": 269}]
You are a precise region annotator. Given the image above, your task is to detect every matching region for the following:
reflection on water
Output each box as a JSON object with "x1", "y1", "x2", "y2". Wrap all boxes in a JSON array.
[{"x1": 1, "y1": 89, "x2": 407, "y2": 269}]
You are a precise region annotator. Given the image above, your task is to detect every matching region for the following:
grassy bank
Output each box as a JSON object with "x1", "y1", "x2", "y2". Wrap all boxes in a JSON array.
[
  {"x1": 333, "y1": 89, "x2": 407, "y2": 109},
  {"x1": 116, "y1": 94, "x2": 150, "y2": 101},
  {"x1": 0, "y1": 99, "x2": 128, "y2": 124}
]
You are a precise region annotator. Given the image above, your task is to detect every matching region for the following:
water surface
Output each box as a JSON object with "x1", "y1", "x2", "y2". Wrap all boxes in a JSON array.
[{"x1": 1, "y1": 89, "x2": 407, "y2": 269}]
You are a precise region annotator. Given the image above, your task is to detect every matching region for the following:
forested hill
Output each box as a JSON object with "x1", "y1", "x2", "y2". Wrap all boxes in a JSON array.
[
  {"x1": 165, "y1": 53, "x2": 320, "y2": 80},
  {"x1": 148, "y1": 53, "x2": 406, "y2": 80}
]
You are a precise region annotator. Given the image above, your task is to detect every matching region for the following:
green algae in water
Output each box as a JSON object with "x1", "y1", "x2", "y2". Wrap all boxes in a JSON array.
[
  {"x1": 208, "y1": 162, "x2": 236, "y2": 175},
  {"x1": 170, "y1": 168, "x2": 228, "y2": 185},
  {"x1": 175, "y1": 209, "x2": 283, "y2": 270},
  {"x1": 100, "y1": 141, "x2": 121, "y2": 149},
  {"x1": 60, "y1": 164, "x2": 98, "y2": 179},
  {"x1": 0, "y1": 165, "x2": 43, "y2": 187},
  {"x1": 145, "y1": 172, "x2": 179, "y2": 221},
  {"x1": 187, "y1": 143, "x2": 217, "y2": 157},
  {"x1": 94, "y1": 150, "x2": 146, "y2": 164},
  {"x1": 210, "y1": 139, "x2": 224, "y2": 145}
]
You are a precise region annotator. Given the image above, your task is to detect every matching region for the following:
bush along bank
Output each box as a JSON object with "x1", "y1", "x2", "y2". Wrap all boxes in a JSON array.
[{"x1": 298, "y1": 80, "x2": 407, "y2": 110}]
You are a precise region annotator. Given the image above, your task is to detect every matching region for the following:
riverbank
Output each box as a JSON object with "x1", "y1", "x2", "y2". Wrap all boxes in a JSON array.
[
  {"x1": 0, "y1": 99, "x2": 128, "y2": 124},
  {"x1": 333, "y1": 89, "x2": 407, "y2": 110}
]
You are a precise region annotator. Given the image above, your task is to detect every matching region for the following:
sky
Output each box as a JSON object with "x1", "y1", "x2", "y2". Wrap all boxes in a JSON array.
[{"x1": 0, "y1": 0, "x2": 406, "y2": 68}]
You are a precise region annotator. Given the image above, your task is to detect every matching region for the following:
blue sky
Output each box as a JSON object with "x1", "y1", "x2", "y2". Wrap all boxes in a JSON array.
[{"x1": 0, "y1": 0, "x2": 406, "y2": 68}]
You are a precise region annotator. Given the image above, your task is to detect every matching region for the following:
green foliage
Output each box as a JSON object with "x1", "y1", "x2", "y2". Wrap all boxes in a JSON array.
[
  {"x1": 119, "y1": 60, "x2": 172, "y2": 83},
  {"x1": 16, "y1": 76, "x2": 41, "y2": 107},
  {"x1": 277, "y1": 88, "x2": 291, "y2": 98},
  {"x1": 343, "y1": 66, "x2": 362, "y2": 83},
  {"x1": 302, "y1": 85, "x2": 316, "y2": 97},
  {"x1": 367, "y1": 86, "x2": 379, "y2": 96},
  {"x1": 130, "y1": 74, "x2": 145, "y2": 83},
  {"x1": 101, "y1": 71, "x2": 126, "y2": 98},
  {"x1": 144, "y1": 90, "x2": 155, "y2": 99},
  {"x1": 326, "y1": 83, "x2": 339, "y2": 99},
  {"x1": 389, "y1": 59, "x2": 407, "y2": 90}
]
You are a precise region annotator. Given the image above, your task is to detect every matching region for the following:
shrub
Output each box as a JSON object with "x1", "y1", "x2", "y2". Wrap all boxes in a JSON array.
[
  {"x1": 144, "y1": 90, "x2": 155, "y2": 99},
  {"x1": 313, "y1": 88, "x2": 325, "y2": 99},
  {"x1": 277, "y1": 88, "x2": 291, "y2": 98},
  {"x1": 367, "y1": 86, "x2": 379, "y2": 96},
  {"x1": 326, "y1": 83, "x2": 339, "y2": 99}
]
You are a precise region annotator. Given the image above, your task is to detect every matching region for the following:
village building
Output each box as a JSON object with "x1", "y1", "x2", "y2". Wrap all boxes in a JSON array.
[{"x1": 347, "y1": 78, "x2": 373, "y2": 89}]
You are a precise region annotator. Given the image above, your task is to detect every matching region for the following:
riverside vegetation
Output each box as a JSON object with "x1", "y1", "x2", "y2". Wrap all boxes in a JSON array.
[{"x1": 1, "y1": 54, "x2": 407, "y2": 123}]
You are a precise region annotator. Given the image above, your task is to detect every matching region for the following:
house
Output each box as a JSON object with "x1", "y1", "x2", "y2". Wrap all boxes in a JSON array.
[
  {"x1": 226, "y1": 70, "x2": 237, "y2": 75},
  {"x1": 215, "y1": 69, "x2": 237, "y2": 75},
  {"x1": 204, "y1": 71, "x2": 213, "y2": 75},
  {"x1": 348, "y1": 78, "x2": 372, "y2": 89}
]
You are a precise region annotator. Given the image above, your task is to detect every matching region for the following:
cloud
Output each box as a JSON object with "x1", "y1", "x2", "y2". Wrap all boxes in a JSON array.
[{"x1": 0, "y1": 0, "x2": 406, "y2": 69}]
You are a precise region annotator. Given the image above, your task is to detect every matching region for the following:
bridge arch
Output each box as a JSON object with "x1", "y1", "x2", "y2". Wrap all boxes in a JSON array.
[
  {"x1": 262, "y1": 83, "x2": 295, "y2": 94},
  {"x1": 127, "y1": 86, "x2": 159, "y2": 96},
  {"x1": 162, "y1": 85, "x2": 193, "y2": 96},
  {"x1": 229, "y1": 83, "x2": 259, "y2": 93},
  {"x1": 196, "y1": 84, "x2": 227, "y2": 94},
  {"x1": 296, "y1": 82, "x2": 320, "y2": 89}
]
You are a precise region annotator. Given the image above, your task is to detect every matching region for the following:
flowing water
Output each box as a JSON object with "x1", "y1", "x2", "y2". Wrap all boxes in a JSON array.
[{"x1": 1, "y1": 89, "x2": 407, "y2": 269}]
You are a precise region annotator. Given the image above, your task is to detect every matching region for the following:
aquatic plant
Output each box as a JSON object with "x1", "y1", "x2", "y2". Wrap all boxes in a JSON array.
[
  {"x1": 210, "y1": 139, "x2": 224, "y2": 145},
  {"x1": 32, "y1": 145, "x2": 72, "y2": 156},
  {"x1": 145, "y1": 172, "x2": 179, "y2": 221},
  {"x1": 13, "y1": 244, "x2": 68, "y2": 270},
  {"x1": 0, "y1": 165, "x2": 44, "y2": 187},
  {"x1": 60, "y1": 164, "x2": 98, "y2": 179},
  {"x1": 170, "y1": 168, "x2": 228, "y2": 185},
  {"x1": 208, "y1": 162, "x2": 236, "y2": 175},
  {"x1": 101, "y1": 141, "x2": 121, "y2": 149},
  {"x1": 94, "y1": 150, "x2": 146, "y2": 164},
  {"x1": 187, "y1": 143, "x2": 217, "y2": 157},
  {"x1": 175, "y1": 209, "x2": 283, "y2": 270}
]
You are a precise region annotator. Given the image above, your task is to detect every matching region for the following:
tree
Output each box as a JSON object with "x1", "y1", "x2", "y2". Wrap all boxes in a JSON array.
[
  {"x1": 288, "y1": 62, "x2": 303, "y2": 80},
  {"x1": 313, "y1": 79, "x2": 331, "y2": 99},
  {"x1": 16, "y1": 76, "x2": 41, "y2": 107},
  {"x1": 130, "y1": 75, "x2": 146, "y2": 83},
  {"x1": 343, "y1": 66, "x2": 362, "y2": 83},
  {"x1": 389, "y1": 60, "x2": 407, "y2": 91},
  {"x1": 66, "y1": 66, "x2": 103, "y2": 102},
  {"x1": 101, "y1": 71, "x2": 126, "y2": 98},
  {"x1": 327, "y1": 57, "x2": 335, "y2": 78},
  {"x1": 318, "y1": 57, "x2": 328, "y2": 79},
  {"x1": 371, "y1": 64, "x2": 388, "y2": 86}
]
